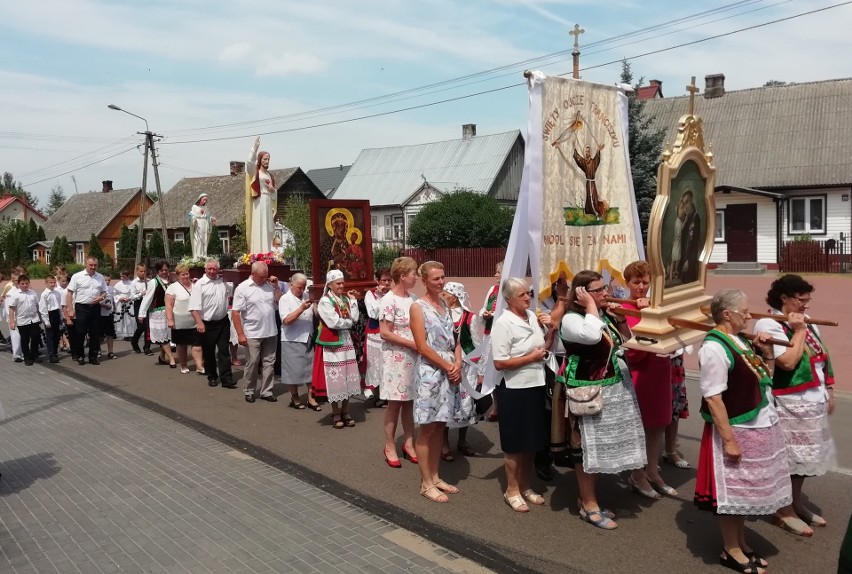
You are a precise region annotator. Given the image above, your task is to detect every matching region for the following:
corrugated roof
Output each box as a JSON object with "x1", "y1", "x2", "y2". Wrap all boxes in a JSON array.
[
  {"x1": 141, "y1": 168, "x2": 298, "y2": 230},
  {"x1": 642, "y1": 78, "x2": 852, "y2": 189},
  {"x1": 44, "y1": 188, "x2": 140, "y2": 243},
  {"x1": 306, "y1": 165, "x2": 351, "y2": 196},
  {"x1": 331, "y1": 130, "x2": 523, "y2": 206}
]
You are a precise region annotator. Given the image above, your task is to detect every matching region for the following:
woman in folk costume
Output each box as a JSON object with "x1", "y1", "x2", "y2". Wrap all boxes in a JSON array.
[
  {"x1": 311, "y1": 269, "x2": 361, "y2": 429},
  {"x1": 753, "y1": 275, "x2": 836, "y2": 537},
  {"x1": 364, "y1": 267, "x2": 391, "y2": 407},
  {"x1": 245, "y1": 137, "x2": 276, "y2": 254},
  {"x1": 558, "y1": 270, "x2": 645, "y2": 530},
  {"x1": 138, "y1": 259, "x2": 176, "y2": 368},
  {"x1": 478, "y1": 260, "x2": 503, "y2": 421},
  {"x1": 112, "y1": 269, "x2": 137, "y2": 340},
  {"x1": 189, "y1": 193, "x2": 216, "y2": 259},
  {"x1": 440, "y1": 281, "x2": 478, "y2": 461},
  {"x1": 694, "y1": 289, "x2": 792, "y2": 573}
]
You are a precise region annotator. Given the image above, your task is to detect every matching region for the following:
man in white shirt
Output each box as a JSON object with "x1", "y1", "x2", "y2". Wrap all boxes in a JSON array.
[
  {"x1": 189, "y1": 258, "x2": 235, "y2": 388},
  {"x1": 8, "y1": 274, "x2": 42, "y2": 366},
  {"x1": 38, "y1": 274, "x2": 62, "y2": 363},
  {"x1": 130, "y1": 263, "x2": 152, "y2": 355},
  {"x1": 66, "y1": 256, "x2": 108, "y2": 365},
  {"x1": 231, "y1": 261, "x2": 283, "y2": 403}
]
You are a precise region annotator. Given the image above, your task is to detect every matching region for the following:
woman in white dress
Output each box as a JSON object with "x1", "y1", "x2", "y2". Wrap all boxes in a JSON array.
[
  {"x1": 364, "y1": 267, "x2": 391, "y2": 404},
  {"x1": 112, "y1": 269, "x2": 137, "y2": 340},
  {"x1": 189, "y1": 194, "x2": 216, "y2": 259},
  {"x1": 379, "y1": 257, "x2": 419, "y2": 468},
  {"x1": 138, "y1": 260, "x2": 175, "y2": 368},
  {"x1": 246, "y1": 137, "x2": 276, "y2": 254},
  {"x1": 278, "y1": 273, "x2": 319, "y2": 410}
]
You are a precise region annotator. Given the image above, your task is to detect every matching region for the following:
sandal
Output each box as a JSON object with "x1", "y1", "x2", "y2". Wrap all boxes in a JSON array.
[
  {"x1": 306, "y1": 401, "x2": 322, "y2": 412},
  {"x1": 719, "y1": 551, "x2": 763, "y2": 573},
  {"x1": 373, "y1": 398, "x2": 388, "y2": 408},
  {"x1": 434, "y1": 479, "x2": 459, "y2": 494},
  {"x1": 796, "y1": 508, "x2": 827, "y2": 527},
  {"x1": 662, "y1": 452, "x2": 691, "y2": 469},
  {"x1": 773, "y1": 515, "x2": 813, "y2": 537},
  {"x1": 504, "y1": 493, "x2": 529, "y2": 513},
  {"x1": 288, "y1": 400, "x2": 306, "y2": 410},
  {"x1": 440, "y1": 450, "x2": 455, "y2": 462},
  {"x1": 743, "y1": 551, "x2": 768, "y2": 569},
  {"x1": 578, "y1": 502, "x2": 617, "y2": 530},
  {"x1": 421, "y1": 486, "x2": 449, "y2": 503},
  {"x1": 341, "y1": 413, "x2": 356, "y2": 427},
  {"x1": 456, "y1": 443, "x2": 476, "y2": 457},
  {"x1": 332, "y1": 415, "x2": 344, "y2": 430},
  {"x1": 522, "y1": 489, "x2": 545, "y2": 506},
  {"x1": 576, "y1": 499, "x2": 615, "y2": 519}
]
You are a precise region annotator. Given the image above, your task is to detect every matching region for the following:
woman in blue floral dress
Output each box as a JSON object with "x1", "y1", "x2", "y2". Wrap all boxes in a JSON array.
[{"x1": 409, "y1": 261, "x2": 462, "y2": 503}]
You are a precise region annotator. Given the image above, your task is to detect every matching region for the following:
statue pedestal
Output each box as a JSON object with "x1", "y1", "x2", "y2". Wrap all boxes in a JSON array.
[{"x1": 622, "y1": 293, "x2": 713, "y2": 354}]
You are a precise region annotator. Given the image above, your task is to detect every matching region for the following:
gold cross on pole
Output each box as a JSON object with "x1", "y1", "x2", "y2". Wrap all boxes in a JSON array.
[
  {"x1": 686, "y1": 76, "x2": 699, "y2": 116},
  {"x1": 569, "y1": 24, "x2": 585, "y2": 51}
]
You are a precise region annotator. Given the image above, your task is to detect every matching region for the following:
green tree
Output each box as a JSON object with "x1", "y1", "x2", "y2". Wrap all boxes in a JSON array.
[
  {"x1": 1, "y1": 172, "x2": 39, "y2": 209},
  {"x1": 147, "y1": 230, "x2": 165, "y2": 258},
  {"x1": 26, "y1": 218, "x2": 39, "y2": 248},
  {"x1": 279, "y1": 197, "x2": 312, "y2": 270},
  {"x1": 51, "y1": 236, "x2": 73, "y2": 265},
  {"x1": 207, "y1": 225, "x2": 223, "y2": 255},
  {"x1": 231, "y1": 213, "x2": 248, "y2": 255},
  {"x1": 117, "y1": 224, "x2": 138, "y2": 259},
  {"x1": 87, "y1": 232, "x2": 112, "y2": 270},
  {"x1": 407, "y1": 190, "x2": 514, "y2": 249},
  {"x1": 45, "y1": 184, "x2": 67, "y2": 216},
  {"x1": 621, "y1": 60, "x2": 666, "y2": 241},
  {"x1": 37, "y1": 225, "x2": 46, "y2": 241},
  {"x1": 169, "y1": 239, "x2": 186, "y2": 258}
]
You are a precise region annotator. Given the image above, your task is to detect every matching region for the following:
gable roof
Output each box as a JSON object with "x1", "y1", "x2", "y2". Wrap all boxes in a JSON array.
[
  {"x1": 141, "y1": 168, "x2": 299, "y2": 230},
  {"x1": 642, "y1": 78, "x2": 852, "y2": 189},
  {"x1": 44, "y1": 188, "x2": 140, "y2": 243},
  {"x1": 330, "y1": 130, "x2": 523, "y2": 206},
  {"x1": 0, "y1": 193, "x2": 48, "y2": 222},
  {"x1": 306, "y1": 165, "x2": 351, "y2": 196}
]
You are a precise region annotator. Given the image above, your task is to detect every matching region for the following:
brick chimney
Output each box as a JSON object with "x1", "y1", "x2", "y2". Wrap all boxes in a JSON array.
[
  {"x1": 102, "y1": 180, "x2": 113, "y2": 193},
  {"x1": 229, "y1": 161, "x2": 246, "y2": 176},
  {"x1": 462, "y1": 123, "x2": 477, "y2": 140},
  {"x1": 704, "y1": 74, "x2": 726, "y2": 99}
]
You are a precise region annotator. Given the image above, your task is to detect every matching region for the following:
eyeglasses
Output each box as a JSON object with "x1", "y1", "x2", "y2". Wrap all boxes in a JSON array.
[
  {"x1": 729, "y1": 309, "x2": 750, "y2": 318},
  {"x1": 793, "y1": 296, "x2": 811, "y2": 305},
  {"x1": 586, "y1": 286, "x2": 607, "y2": 294}
]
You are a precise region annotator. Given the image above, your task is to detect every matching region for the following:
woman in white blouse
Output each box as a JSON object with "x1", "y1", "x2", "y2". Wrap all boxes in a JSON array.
[
  {"x1": 165, "y1": 264, "x2": 204, "y2": 374},
  {"x1": 278, "y1": 273, "x2": 319, "y2": 410},
  {"x1": 491, "y1": 277, "x2": 549, "y2": 513}
]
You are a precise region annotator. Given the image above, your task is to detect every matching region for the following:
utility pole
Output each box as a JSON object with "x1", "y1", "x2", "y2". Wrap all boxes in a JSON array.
[
  {"x1": 146, "y1": 131, "x2": 170, "y2": 258},
  {"x1": 135, "y1": 141, "x2": 149, "y2": 267}
]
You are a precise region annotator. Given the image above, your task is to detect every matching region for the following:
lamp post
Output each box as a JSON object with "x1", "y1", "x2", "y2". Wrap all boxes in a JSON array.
[{"x1": 107, "y1": 104, "x2": 170, "y2": 261}]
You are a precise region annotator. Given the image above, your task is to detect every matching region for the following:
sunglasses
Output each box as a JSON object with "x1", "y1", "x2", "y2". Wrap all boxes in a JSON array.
[{"x1": 586, "y1": 286, "x2": 607, "y2": 294}]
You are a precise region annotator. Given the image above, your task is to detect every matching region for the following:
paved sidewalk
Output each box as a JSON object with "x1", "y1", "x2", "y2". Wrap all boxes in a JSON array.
[{"x1": 0, "y1": 355, "x2": 488, "y2": 574}]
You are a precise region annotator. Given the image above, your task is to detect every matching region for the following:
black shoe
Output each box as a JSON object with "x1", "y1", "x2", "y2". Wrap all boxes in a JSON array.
[
  {"x1": 71, "y1": 355, "x2": 80, "y2": 362},
  {"x1": 24, "y1": 360, "x2": 34, "y2": 366},
  {"x1": 536, "y1": 465, "x2": 554, "y2": 482},
  {"x1": 14, "y1": 357, "x2": 23, "y2": 363},
  {"x1": 143, "y1": 348, "x2": 154, "y2": 356},
  {"x1": 107, "y1": 353, "x2": 118, "y2": 360},
  {"x1": 89, "y1": 358, "x2": 100, "y2": 365},
  {"x1": 208, "y1": 379, "x2": 219, "y2": 387},
  {"x1": 49, "y1": 356, "x2": 60, "y2": 363},
  {"x1": 77, "y1": 358, "x2": 85, "y2": 365},
  {"x1": 33, "y1": 356, "x2": 43, "y2": 363},
  {"x1": 221, "y1": 381, "x2": 237, "y2": 389},
  {"x1": 260, "y1": 395, "x2": 278, "y2": 402},
  {"x1": 245, "y1": 394, "x2": 256, "y2": 403},
  {"x1": 131, "y1": 343, "x2": 141, "y2": 354}
]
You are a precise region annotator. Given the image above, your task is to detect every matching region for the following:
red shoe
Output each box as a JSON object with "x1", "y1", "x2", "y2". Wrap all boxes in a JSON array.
[
  {"x1": 402, "y1": 447, "x2": 418, "y2": 464},
  {"x1": 384, "y1": 448, "x2": 402, "y2": 469}
]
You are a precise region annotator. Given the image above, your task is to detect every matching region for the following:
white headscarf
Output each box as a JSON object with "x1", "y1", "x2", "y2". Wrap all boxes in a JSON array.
[
  {"x1": 443, "y1": 281, "x2": 470, "y2": 312},
  {"x1": 323, "y1": 269, "x2": 344, "y2": 297},
  {"x1": 195, "y1": 193, "x2": 209, "y2": 205}
]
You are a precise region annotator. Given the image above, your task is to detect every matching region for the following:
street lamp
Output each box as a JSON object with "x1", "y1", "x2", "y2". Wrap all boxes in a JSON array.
[{"x1": 107, "y1": 104, "x2": 169, "y2": 259}]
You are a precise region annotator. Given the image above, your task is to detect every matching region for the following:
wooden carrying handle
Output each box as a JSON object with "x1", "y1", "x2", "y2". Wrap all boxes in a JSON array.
[
  {"x1": 606, "y1": 297, "x2": 637, "y2": 305},
  {"x1": 667, "y1": 317, "x2": 793, "y2": 348},
  {"x1": 698, "y1": 306, "x2": 837, "y2": 327},
  {"x1": 608, "y1": 306, "x2": 642, "y2": 319}
]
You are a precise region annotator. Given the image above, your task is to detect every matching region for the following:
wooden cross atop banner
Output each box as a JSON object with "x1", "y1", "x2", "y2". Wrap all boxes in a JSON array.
[
  {"x1": 569, "y1": 24, "x2": 584, "y2": 79},
  {"x1": 686, "y1": 76, "x2": 699, "y2": 116},
  {"x1": 569, "y1": 24, "x2": 584, "y2": 51}
]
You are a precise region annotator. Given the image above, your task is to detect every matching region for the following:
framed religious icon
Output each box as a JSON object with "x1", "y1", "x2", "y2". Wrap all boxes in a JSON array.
[{"x1": 309, "y1": 199, "x2": 375, "y2": 295}]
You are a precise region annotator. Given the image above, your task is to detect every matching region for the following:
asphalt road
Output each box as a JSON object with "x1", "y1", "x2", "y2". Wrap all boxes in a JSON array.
[{"x1": 38, "y1": 344, "x2": 851, "y2": 574}]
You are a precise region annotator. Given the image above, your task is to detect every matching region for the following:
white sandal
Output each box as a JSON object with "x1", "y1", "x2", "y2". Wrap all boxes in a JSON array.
[
  {"x1": 504, "y1": 492, "x2": 529, "y2": 513},
  {"x1": 522, "y1": 489, "x2": 545, "y2": 506},
  {"x1": 662, "y1": 452, "x2": 691, "y2": 469}
]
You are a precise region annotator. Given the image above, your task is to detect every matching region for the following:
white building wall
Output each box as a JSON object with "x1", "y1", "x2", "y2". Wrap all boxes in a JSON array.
[
  {"x1": 369, "y1": 206, "x2": 404, "y2": 244},
  {"x1": 780, "y1": 188, "x2": 852, "y2": 243},
  {"x1": 710, "y1": 192, "x2": 778, "y2": 264}
]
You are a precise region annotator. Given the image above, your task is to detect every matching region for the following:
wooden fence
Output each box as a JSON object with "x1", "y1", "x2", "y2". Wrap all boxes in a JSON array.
[
  {"x1": 402, "y1": 247, "x2": 507, "y2": 277},
  {"x1": 780, "y1": 239, "x2": 850, "y2": 273}
]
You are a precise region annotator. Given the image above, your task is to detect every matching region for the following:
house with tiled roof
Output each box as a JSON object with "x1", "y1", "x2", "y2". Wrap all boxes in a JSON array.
[
  {"x1": 636, "y1": 79, "x2": 664, "y2": 100},
  {"x1": 643, "y1": 75, "x2": 852, "y2": 268},
  {"x1": 43, "y1": 181, "x2": 153, "y2": 264},
  {"x1": 140, "y1": 164, "x2": 323, "y2": 253},
  {"x1": 331, "y1": 124, "x2": 524, "y2": 245},
  {"x1": 0, "y1": 193, "x2": 47, "y2": 225}
]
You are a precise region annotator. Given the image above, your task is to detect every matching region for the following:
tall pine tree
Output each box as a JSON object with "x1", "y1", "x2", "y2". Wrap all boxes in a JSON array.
[
  {"x1": 620, "y1": 60, "x2": 666, "y2": 243},
  {"x1": 45, "y1": 184, "x2": 67, "y2": 216}
]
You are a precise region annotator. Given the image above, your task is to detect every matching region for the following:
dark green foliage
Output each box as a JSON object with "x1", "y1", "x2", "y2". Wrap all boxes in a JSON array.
[
  {"x1": 117, "y1": 225, "x2": 138, "y2": 259},
  {"x1": 26, "y1": 218, "x2": 39, "y2": 248},
  {"x1": 407, "y1": 190, "x2": 514, "y2": 249},
  {"x1": 37, "y1": 225, "x2": 46, "y2": 241},
  {"x1": 1, "y1": 172, "x2": 39, "y2": 209},
  {"x1": 0, "y1": 220, "x2": 32, "y2": 269},
  {"x1": 621, "y1": 60, "x2": 666, "y2": 242},
  {"x1": 87, "y1": 233, "x2": 105, "y2": 260},
  {"x1": 231, "y1": 214, "x2": 248, "y2": 255},
  {"x1": 373, "y1": 245, "x2": 402, "y2": 275},
  {"x1": 45, "y1": 185, "x2": 67, "y2": 216},
  {"x1": 169, "y1": 239, "x2": 187, "y2": 259},
  {"x1": 26, "y1": 263, "x2": 50, "y2": 278},
  {"x1": 147, "y1": 230, "x2": 165, "y2": 258},
  {"x1": 207, "y1": 226, "x2": 223, "y2": 255},
  {"x1": 50, "y1": 236, "x2": 73, "y2": 265},
  {"x1": 279, "y1": 197, "x2": 312, "y2": 271}
]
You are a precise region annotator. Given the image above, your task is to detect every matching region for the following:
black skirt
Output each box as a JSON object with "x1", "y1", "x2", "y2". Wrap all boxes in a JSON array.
[
  {"x1": 170, "y1": 327, "x2": 199, "y2": 346},
  {"x1": 495, "y1": 381, "x2": 547, "y2": 454}
]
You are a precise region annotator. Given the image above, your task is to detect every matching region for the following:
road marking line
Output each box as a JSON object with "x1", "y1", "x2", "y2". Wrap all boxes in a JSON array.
[{"x1": 383, "y1": 528, "x2": 494, "y2": 574}]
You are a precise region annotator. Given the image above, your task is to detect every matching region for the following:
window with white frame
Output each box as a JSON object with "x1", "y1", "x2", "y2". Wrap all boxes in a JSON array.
[
  {"x1": 145, "y1": 232, "x2": 153, "y2": 246},
  {"x1": 715, "y1": 210, "x2": 725, "y2": 242},
  {"x1": 789, "y1": 196, "x2": 826, "y2": 235},
  {"x1": 383, "y1": 215, "x2": 392, "y2": 242},
  {"x1": 174, "y1": 231, "x2": 185, "y2": 244},
  {"x1": 392, "y1": 215, "x2": 404, "y2": 240},
  {"x1": 45, "y1": 250, "x2": 50, "y2": 265},
  {"x1": 76, "y1": 243, "x2": 85, "y2": 264},
  {"x1": 114, "y1": 241, "x2": 119, "y2": 259},
  {"x1": 219, "y1": 230, "x2": 229, "y2": 254},
  {"x1": 32, "y1": 249, "x2": 39, "y2": 262}
]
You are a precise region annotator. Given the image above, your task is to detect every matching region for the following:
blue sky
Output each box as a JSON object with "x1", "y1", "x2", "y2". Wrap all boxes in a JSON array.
[{"x1": 2, "y1": 0, "x2": 850, "y2": 207}]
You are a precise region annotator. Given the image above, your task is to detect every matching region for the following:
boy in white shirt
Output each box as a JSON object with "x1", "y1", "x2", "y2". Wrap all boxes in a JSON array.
[
  {"x1": 57, "y1": 274, "x2": 71, "y2": 352},
  {"x1": 8, "y1": 274, "x2": 42, "y2": 366},
  {"x1": 38, "y1": 274, "x2": 62, "y2": 363}
]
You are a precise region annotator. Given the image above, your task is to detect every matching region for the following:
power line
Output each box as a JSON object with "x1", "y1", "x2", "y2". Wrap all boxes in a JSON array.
[
  {"x1": 22, "y1": 146, "x2": 139, "y2": 186},
  {"x1": 161, "y1": 0, "x2": 852, "y2": 146}
]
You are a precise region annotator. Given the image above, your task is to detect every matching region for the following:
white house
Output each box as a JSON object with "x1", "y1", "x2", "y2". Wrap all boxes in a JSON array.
[
  {"x1": 0, "y1": 193, "x2": 47, "y2": 226},
  {"x1": 644, "y1": 75, "x2": 852, "y2": 268}
]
